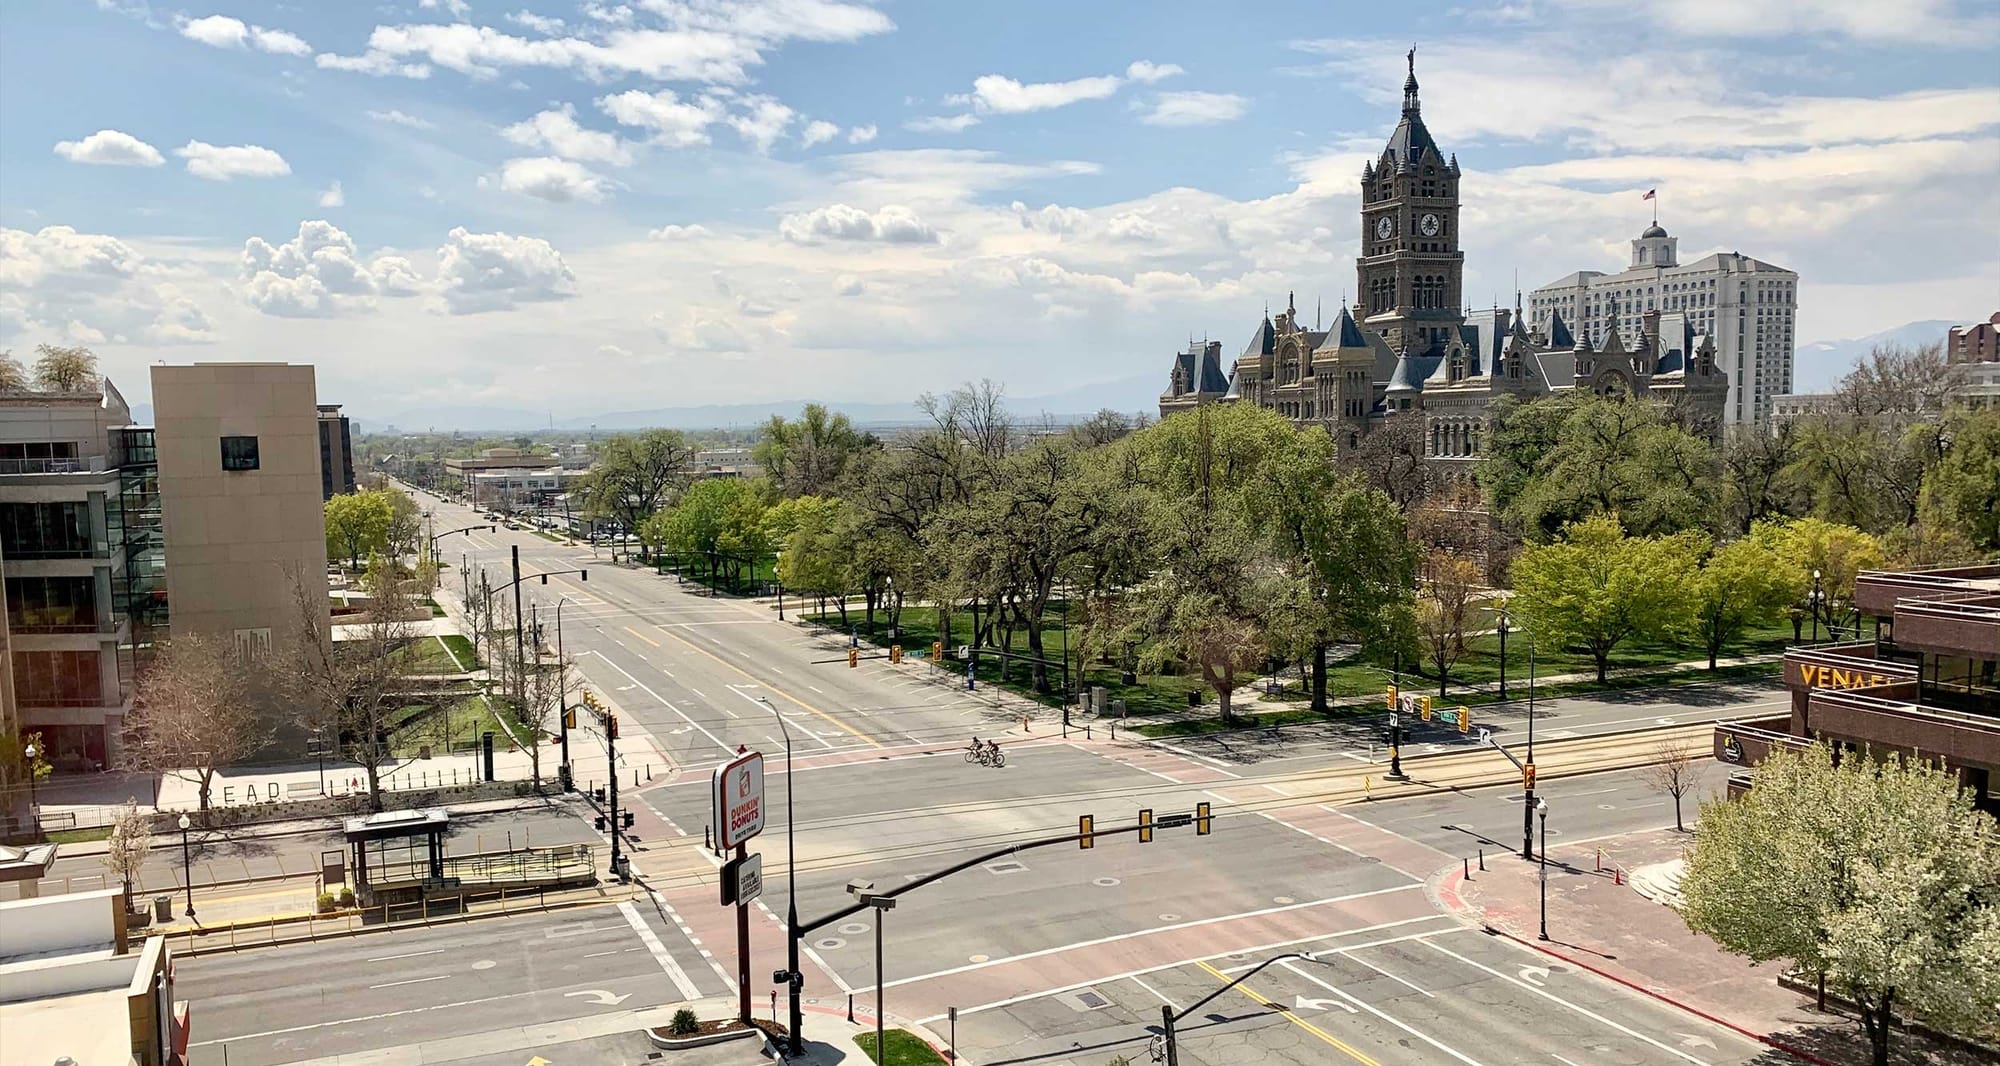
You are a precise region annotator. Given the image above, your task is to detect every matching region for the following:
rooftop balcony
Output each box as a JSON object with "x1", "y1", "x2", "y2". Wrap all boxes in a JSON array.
[{"x1": 1805, "y1": 689, "x2": 2000, "y2": 772}]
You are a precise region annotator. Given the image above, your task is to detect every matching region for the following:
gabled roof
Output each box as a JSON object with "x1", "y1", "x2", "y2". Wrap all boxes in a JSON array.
[{"x1": 1333, "y1": 305, "x2": 1368, "y2": 348}]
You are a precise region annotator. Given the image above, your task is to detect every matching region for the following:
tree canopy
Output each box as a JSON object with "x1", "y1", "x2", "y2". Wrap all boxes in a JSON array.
[
  {"x1": 31, "y1": 343, "x2": 98, "y2": 392},
  {"x1": 1511, "y1": 514, "x2": 1698, "y2": 682},
  {"x1": 325, "y1": 489, "x2": 395, "y2": 570}
]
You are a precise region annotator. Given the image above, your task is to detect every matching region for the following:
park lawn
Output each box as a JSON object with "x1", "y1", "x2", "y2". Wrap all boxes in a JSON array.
[
  {"x1": 387, "y1": 695, "x2": 534, "y2": 757},
  {"x1": 437, "y1": 634, "x2": 480, "y2": 671},
  {"x1": 46, "y1": 825, "x2": 115, "y2": 844},
  {"x1": 533, "y1": 530, "x2": 564, "y2": 543},
  {"x1": 854, "y1": 1029, "x2": 948, "y2": 1066}
]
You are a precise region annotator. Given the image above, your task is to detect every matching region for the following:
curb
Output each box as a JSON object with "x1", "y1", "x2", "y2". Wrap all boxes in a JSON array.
[
  {"x1": 1435, "y1": 865, "x2": 1837, "y2": 1066},
  {"x1": 168, "y1": 886, "x2": 635, "y2": 957}
]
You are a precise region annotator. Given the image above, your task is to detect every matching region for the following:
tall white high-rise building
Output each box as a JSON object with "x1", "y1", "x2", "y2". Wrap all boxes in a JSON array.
[{"x1": 1529, "y1": 223, "x2": 1797, "y2": 425}]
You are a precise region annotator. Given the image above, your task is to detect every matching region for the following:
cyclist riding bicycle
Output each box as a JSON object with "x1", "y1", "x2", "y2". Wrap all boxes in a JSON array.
[{"x1": 987, "y1": 740, "x2": 1002, "y2": 760}]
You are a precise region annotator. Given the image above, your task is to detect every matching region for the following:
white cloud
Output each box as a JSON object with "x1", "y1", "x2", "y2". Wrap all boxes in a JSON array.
[
  {"x1": 582, "y1": 3, "x2": 633, "y2": 23},
  {"x1": 174, "y1": 141, "x2": 291, "y2": 181},
  {"x1": 970, "y1": 73, "x2": 1122, "y2": 114},
  {"x1": 176, "y1": 14, "x2": 311, "y2": 55},
  {"x1": 597, "y1": 88, "x2": 725, "y2": 146},
  {"x1": 1125, "y1": 60, "x2": 1184, "y2": 83},
  {"x1": 316, "y1": 51, "x2": 431, "y2": 78},
  {"x1": 434, "y1": 226, "x2": 577, "y2": 314},
  {"x1": 507, "y1": 10, "x2": 566, "y2": 34},
  {"x1": 1551, "y1": 0, "x2": 1999, "y2": 43},
  {"x1": 779, "y1": 203, "x2": 939, "y2": 244},
  {"x1": 420, "y1": 0, "x2": 473, "y2": 17},
  {"x1": 833, "y1": 274, "x2": 865, "y2": 296},
  {"x1": 1141, "y1": 91, "x2": 1249, "y2": 127},
  {"x1": 649, "y1": 223, "x2": 711, "y2": 239},
  {"x1": 497, "y1": 156, "x2": 610, "y2": 202},
  {"x1": 318, "y1": 180, "x2": 345, "y2": 208},
  {"x1": 0, "y1": 224, "x2": 215, "y2": 345},
  {"x1": 728, "y1": 95, "x2": 794, "y2": 153},
  {"x1": 53, "y1": 129, "x2": 164, "y2": 167},
  {"x1": 502, "y1": 105, "x2": 634, "y2": 164},
  {"x1": 800, "y1": 119, "x2": 840, "y2": 148},
  {"x1": 366, "y1": 108, "x2": 436, "y2": 129},
  {"x1": 847, "y1": 124, "x2": 878, "y2": 144},
  {"x1": 239, "y1": 220, "x2": 413, "y2": 318},
  {"x1": 905, "y1": 113, "x2": 979, "y2": 134}
]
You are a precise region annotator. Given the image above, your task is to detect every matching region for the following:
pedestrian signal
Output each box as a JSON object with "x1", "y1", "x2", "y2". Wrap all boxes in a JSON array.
[
  {"x1": 1417, "y1": 695, "x2": 1433, "y2": 722},
  {"x1": 848, "y1": 648, "x2": 859, "y2": 668},
  {"x1": 1138, "y1": 808, "x2": 1154, "y2": 844},
  {"x1": 1523, "y1": 762, "x2": 1537, "y2": 791},
  {"x1": 1079, "y1": 814, "x2": 1094, "y2": 849},
  {"x1": 1195, "y1": 801, "x2": 1212, "y2": 836},
  {"x1": 1455, "y1": 706, "x2": 1471, "y2": 733}
]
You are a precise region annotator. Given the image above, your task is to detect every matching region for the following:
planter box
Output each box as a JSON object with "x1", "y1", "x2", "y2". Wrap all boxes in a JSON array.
[{"x1": 644, "y1": 1020, "x2": 762, "y2": 1050}]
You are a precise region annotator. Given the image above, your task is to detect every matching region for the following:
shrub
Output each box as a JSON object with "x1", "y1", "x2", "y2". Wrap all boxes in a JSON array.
[
  {"x1": 315, "y1": 891, "x2": 336, "y2": 913},
  {"x1": 669, "y1": 1008, "x2": 699, "y2": 1035},
  {"x1": 336, "y1": 885, "x2": 355, "y2": 907}
]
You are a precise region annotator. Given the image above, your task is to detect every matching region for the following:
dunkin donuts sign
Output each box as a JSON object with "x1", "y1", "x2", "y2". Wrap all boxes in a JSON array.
[{"x1": 711, "y1": 751, "x2": 766, "y2": 852}]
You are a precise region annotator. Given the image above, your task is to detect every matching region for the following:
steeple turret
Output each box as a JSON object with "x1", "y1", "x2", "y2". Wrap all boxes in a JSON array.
[{"x1": 1403, "y1": 48, "x2": 1421, "y2": 115}]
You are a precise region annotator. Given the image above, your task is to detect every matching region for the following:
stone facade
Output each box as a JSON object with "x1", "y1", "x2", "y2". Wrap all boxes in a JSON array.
[{"x1": 1160, "y1": 51, "x2": 1729, "y2": 461}]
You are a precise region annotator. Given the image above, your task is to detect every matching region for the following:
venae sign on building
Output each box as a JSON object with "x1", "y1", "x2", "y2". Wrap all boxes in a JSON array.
[{"x1": 711, "y1": 751, "x2": 765, "y2": 853}]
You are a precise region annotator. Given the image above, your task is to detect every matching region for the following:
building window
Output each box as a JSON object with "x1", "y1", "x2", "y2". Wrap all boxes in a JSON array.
[
  {"x1": 0, "y1": 501, "x2": 93, "y2": 559},
  {"x1": 6, "y1": 575, "x2": 99, "y2": 632},
  {"x1": 221, "y1": 435, "x2": 260, "y2": 471},
  {"x1": 11, "y1": 649, "x2": 103, "y2": 707}
]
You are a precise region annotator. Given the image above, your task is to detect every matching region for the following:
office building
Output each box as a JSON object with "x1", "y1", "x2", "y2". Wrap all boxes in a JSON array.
[
  {"x1": 1948, "y1": 311, "x2": 1999, "y2": 365},
  {"x1": 1715, "y1": 564, "x2": 1999, "y2": 815},
  {"x1": 152, "y1": 364, "x2": 330, "y2": 659},
  {"x1": 318, "y1": 404, "x2": 355, "y2": 500},
  {"x1": 0, "y1": 888, "x2": 187, "y2": 1066},
  {"x1": 442, "y1": 447, "x2": 559, "y2": 496}
]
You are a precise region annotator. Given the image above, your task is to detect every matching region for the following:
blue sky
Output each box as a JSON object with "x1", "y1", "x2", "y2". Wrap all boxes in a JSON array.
[{"x1": 3, "y1": 0, "x2": 1996, "y2": 422}]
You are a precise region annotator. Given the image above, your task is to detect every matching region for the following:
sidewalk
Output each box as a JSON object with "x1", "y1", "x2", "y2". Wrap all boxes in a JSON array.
[{"x1": 1438, "y1": 827, "x2": 1986, "y2": 1066}]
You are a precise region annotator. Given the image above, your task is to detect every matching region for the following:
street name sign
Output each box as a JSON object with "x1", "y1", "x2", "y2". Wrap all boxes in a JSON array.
[{"x1": 711, "y1": 751, "x2": 766, "y2": 852}]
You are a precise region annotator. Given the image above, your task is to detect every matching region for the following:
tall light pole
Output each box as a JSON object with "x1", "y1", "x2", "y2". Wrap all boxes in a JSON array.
[
  {"x1": 23, "y1": 742, "x2": 39, "y2": 832},
  {"x1": 762, "y1": 697, "x2": 805, "y2": 1056},
  {"x1": 847, "y1": 880, "x2": 894, "y2": 1056},
  {"x1": 1537, "y1": 798, "x2": 1550, "y2": 941},
  {"x1": 555, "y1": 596, "x2": 574, "y2": 790},
  {"x1": 1810, "y1": 568, "x2": 1823, "y2": 642},
  {"x1": 1523, "y1": 628, "x2": 1537, "y2": 862},
  {"x1": 178, "y1": 814, "x2": 195, "y2": 918},
  {"x1": 1495, "y1": 599, "x2": 1510, "y2": 701}
]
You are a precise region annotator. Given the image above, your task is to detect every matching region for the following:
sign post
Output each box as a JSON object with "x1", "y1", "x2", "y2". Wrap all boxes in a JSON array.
[{"x1": 711, "y1": 752, "x2": 766, "y2": 1026}]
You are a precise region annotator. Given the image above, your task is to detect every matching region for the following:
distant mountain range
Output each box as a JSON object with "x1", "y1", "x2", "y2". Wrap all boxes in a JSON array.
[
  {"x1": 1792, "y1": 319, "x2": 1957, "y2": 394},
  {"x1": 358, "y1": 372, "x2": 1163, "y2": 434}
]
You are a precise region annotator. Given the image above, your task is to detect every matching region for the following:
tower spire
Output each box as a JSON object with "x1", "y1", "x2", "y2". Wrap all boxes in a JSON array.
[{"x1": 1403, "y1": 45, "x2": 1420, "y2": 113}]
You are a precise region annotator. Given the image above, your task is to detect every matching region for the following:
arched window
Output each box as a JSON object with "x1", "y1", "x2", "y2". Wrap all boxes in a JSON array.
[{"x1": 1638, "y1": 247, "x2": 1649, "y2": 264}]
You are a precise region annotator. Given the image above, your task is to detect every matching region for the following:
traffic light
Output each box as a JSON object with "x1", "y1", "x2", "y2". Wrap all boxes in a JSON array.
[
  {"x1": 1195, "y1": 801, "x2": 1212, "y2": 836},
  {"x1": 1078, "y1": 814, "x2": 1094, "y2": 850},
  {"x1": 1385, "y1": 684, "x2": 1398, "y2": 709},
  {"x1": 1138, "y1": 808, "x2": 1154, "y2": 844},
  {"x1": 607, "y1": 715, "x2": 618, "y2": 740},
  {"x1": 622, "y1": 810, "x2": 635, "y2": 829},
  {"x1": 890, "y1": 644, "x2": 903, "y2": 664},
  {"x1": 1417, "y1": 695, "x2": 1433, "y2": 722},
  {"x1": 592, "y1": 787, "x2": 607, "y2": 803},
  {"x1": 848, "y1": 647, "x2": 859, "y2": 669},
  {"x1": 1523, "y1": 762, "x2": 1537, "y2": 791},
  {"x1": 932, "y1": 641, "x2": 943, "y2": 661},
  {"x1": 594, "y1": 814, "x2": 607, "y2": 831},
  {"x1": 1456, "y1": 706, "x2": 1471, "y2": 734},
  {"x1": 563, "y1": 707, "x2": 577, "y2": 729}
]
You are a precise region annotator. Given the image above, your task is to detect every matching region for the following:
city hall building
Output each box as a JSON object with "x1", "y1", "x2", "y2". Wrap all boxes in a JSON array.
[{"x1": 1161, "y1": 53, "x2": 1731, "y2": 460}]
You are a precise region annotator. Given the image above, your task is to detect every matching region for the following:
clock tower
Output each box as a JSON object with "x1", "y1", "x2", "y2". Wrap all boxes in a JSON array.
[{"x1": 1357, "y1": 49, "x2": 1465, "y2": 356}]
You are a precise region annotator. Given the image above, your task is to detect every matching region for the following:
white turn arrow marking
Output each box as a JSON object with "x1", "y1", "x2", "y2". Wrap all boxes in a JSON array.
[
  {"x1": 1517, "y1": 965, "x2": 1551, "y2": 987},
  {"x1": 1292, "y1": 995, "x2": 1357, "y2": 1013},
  {"x1": 564, "y1": 989, "x2": 632, "y2": 1006},
  {"x1": 668, "y1": 725, "x2": 694, "y2": 735},
  {"x1": 1677, "y1": 1034, "x2": 1716, "y2": 1049}
]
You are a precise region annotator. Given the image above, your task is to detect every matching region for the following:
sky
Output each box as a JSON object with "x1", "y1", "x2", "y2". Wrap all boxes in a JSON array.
[{"x1": 2, "y1": 0, "x2": 1997, "y2": 423}]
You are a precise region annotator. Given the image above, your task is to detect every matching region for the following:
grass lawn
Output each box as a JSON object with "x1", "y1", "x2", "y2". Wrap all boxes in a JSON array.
[
  {"x1": 437, "y1": 634, "x2": 480, "y2": 671},
  {"x1": 657, "y1": 554, "x2": 778, "y2": 595},
  {"x1": 533, "y1": 530, "x2": 563, "y2": 543},
  {"x1": 854, "y1": 1029, "x2": 948, "y2": 1066},
  {"x1": 424, "y1": 597, "x2": 447, "y2": 618},
  {"x1": 46, "y1": 825, "x2": 114, "y2": 844},
  {"x1": 387, "y1": 695, "x2": 535, "y2": 757}
]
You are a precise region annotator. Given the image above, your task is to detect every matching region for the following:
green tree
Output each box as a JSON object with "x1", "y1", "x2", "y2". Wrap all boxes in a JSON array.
[
  {"x1": 383, "y1": 486, "x2": 423, "y2": 559},
  {"x1": 32, "y1": 343, "x2": 98, "y2": 392},
  {"x1": 753, "y1": 403, "x2": 875, "y2": 497},
  {"x1": 325, "y1": 489, "x2": 394, "y2": 570},
  {"x1": 645, "y1": 479, "x2": 770, "y2": 588},
  {"x1": 1679, "y1": 744, "x2": 2000, "y2": 1066},
  {"x1": 1918, "y1": 407, "x2": 2000, "y2": 551},
  {"x1": 1686, "y1": 535, "x2": 1806, "y2": 670},
  {"x1": 1750, "y1": 517, "x2": 1884, "y2": 640},
  {"x1": 771, "y1": 496, "x2": 851, "y2": 618},
  {"x1": 580, "y1": 429, "x2": 696, "y2": 542},
  {"x1": 1511, "y1": 515, "x2": 1698, "y2": 683},
  {"x1": 1481, "y1": 392, "x2": 1722, "y2": 540},
  {"x1": 0, "y1": 349, "x2": 26, "y2": 391}
]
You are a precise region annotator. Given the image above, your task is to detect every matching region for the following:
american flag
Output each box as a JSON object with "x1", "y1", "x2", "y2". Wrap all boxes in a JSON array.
[{"x1": 1642, "y1": 188, "x2": 1657, "y2": 200}]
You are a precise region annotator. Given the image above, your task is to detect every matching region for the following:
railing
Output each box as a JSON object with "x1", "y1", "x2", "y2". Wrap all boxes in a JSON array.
[
  {"x1": 1812, "y1": 690, "x2": 2000, "y2": 731},
  {"x1": 0, "y1": 457, "x2": 85, "y2": 474}
]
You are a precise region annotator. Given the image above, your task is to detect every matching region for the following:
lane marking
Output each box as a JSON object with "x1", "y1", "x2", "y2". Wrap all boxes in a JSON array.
[
  {"x1": 623, "y1": 626, "x2": 661, "y2": 648},
  {"x1": 367, "y1": 974, "x2": 449, "y2": 989},
  {"x1": 586, "y1": 651, "x2": 735, "y2": 757},
  {"x1": 1129, "y1": 974, "x2": 1180, "y2": 1010},
  {"x1": 731, "y1": 686, "x2": 836, "y2": 750},
  {"x1": 1214, "y1": 922, "x2": 1460, "y2": 973},
  {"x1": 1195, "y1": 960, "x2": 1381, "y2": 1066},
  {"x1": 1420, "y1": 939, "x2": 1714, "y2": 1065},
  {"x1": 647, "y1": 623, "x2": 881, "y2": 749},
  {"x1": 1281, "y1": 960, "x2": 1478, "y2": 1065},
  {"x1": 619, "y1": 900, "x2": 702, "y2": 1000},
  {"x1": 366, "y1": 949, "x2": 444, "y2": 963},
  {"x1": 1339, "y1": 948, "x2": 1433, "y2": 997}
]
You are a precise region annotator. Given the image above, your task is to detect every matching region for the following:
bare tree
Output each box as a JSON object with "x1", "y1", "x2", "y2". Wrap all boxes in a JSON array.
[
  {"x1": 126, "y1": 632, "x2": 267, "y2": 812},
  {"x1": 1352, "y1": 414, "x2": 1434, "y2": 508},
  {"x1": 0, "y1": 349, "x2": 26, "y2": 392},
  {"x1": 1832, "y1": 341, "x2": 1959, "y2": 423},
  {"x1": 283, "y1": 562, "x2": 419, "y2": 810},
  {"x1": 1416, "y1": 552, "x2": 1481, "y2": 697},
  {"x1": 32, "y1": 343, "x2": 98, "y2": 392},
  {"x1": 518, "y1": 650, "x2": 577, "y2": 792},
  {"x1": 1640, "y1": 735, "x2": 1705, "y2": 832},
  {"x1": 100, "y1": 800, "x2": 150, "y2": 912}
]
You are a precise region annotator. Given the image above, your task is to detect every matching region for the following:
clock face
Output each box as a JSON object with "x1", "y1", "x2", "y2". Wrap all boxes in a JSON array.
[
  {"x1": 1375, "y1": 214, "x2": 1394, "y2": 239},
  {"x1": 1419, "y1": 212, "x2": 1441, "y2": 237}
]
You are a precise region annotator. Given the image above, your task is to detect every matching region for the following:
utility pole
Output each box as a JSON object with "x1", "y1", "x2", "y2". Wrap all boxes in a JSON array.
[
  {"x1": 511, "y1": 544, "x2": 527, "y2": 707},
  {"x1": 1523, "y1": 631, "x2": 1536, "y2": 861}
]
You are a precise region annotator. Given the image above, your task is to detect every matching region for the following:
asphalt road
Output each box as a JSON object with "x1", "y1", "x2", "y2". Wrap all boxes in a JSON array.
[{"x1": 1345, "y1": 763, "x2": 1724, "y2": 856}]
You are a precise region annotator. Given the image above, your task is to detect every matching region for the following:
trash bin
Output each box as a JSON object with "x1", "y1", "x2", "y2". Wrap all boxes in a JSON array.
[{"x1": 153, "y1": 895, "x2": 172, "y2": 922}]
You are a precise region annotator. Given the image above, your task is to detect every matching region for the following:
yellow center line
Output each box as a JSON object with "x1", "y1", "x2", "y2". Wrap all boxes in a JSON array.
[
  {"x1": 623, "y1": 626, "x2": 661, "y2": 647},
  {"x1": 649, "y1": 621, "x2": 880, "y2": 749},
  {"x1": 1194, "y1": 960, "x2": 1382, "y2": 1066}
]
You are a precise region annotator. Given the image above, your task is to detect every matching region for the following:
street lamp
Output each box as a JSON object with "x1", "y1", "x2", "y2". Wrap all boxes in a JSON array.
[
  {"x1": 22, "y1": 742, "x2": 39, "y2": 833},
  {"x1": 1495, "y1": 600, "x2": 1510, "y2": 701},
  {"x1": 178, "y1": 814, "x2": 195, "y2": 918},
  {"x1": 759, "y1": 697, "x2": 804, "y2": 1053},
  {"x1": 1386, "y1": 711, "x2": 1406, "y2": 780},
  {"x1": 884, "y1": 576, "x2": 896, "y2": 643},
  {"x1": 775, "y1": 551, "x2": 785, "y2": 621},
  {"x1": 1537, "y1": 798, "x2": 1550, "y2": 941},
  {"x1": 555, "y1": 596, "x2": 574, "y2": 790},
  {"x1": 846, "y1": 880, "x2": 895, "y2": 1056},
  {"x1": 1810, "y1": 568, "x2": 1823, "y2": 643}
]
